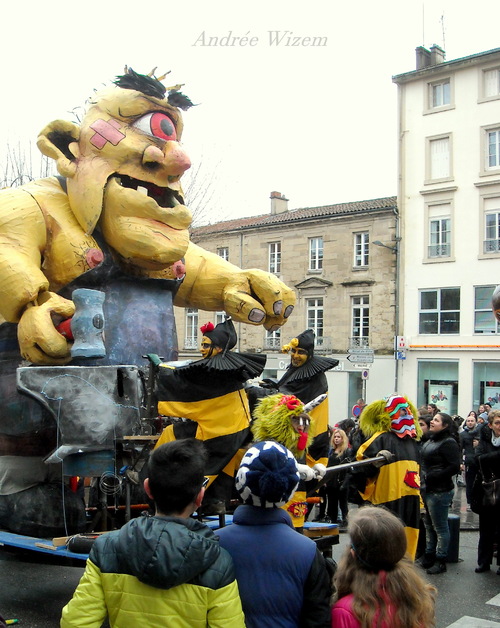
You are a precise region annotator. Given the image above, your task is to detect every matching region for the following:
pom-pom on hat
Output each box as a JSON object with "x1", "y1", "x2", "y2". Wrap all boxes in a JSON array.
[
  {"x1": 200, "y1": 317, "x2": 237, "y2": 353},
  {"x1": 235, "y1": 441, "x2": 300, "y2": 508}
]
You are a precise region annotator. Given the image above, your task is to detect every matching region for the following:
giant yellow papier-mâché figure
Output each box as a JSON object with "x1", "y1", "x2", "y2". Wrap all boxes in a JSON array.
[{"x1": 0, "y1": 68, "x2": 295, "y2": 537}]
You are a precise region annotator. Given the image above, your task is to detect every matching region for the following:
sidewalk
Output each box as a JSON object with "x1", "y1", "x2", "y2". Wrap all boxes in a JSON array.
[
  {"x1": 310, "y1": 483, "x2": 478, "y2": 531},
  {"x1": 450, "y1": 484, "x2": 479, "y2": 531}
]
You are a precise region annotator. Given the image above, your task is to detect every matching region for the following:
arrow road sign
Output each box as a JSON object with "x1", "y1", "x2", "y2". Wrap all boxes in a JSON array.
[{"x1": 347, "y1": 353, "x2": 374, "y2": 364}]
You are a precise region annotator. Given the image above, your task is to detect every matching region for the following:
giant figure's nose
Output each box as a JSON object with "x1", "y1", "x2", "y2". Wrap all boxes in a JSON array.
[{"x1": 142, "y1": 142, "x2": 191, "y2": 183}]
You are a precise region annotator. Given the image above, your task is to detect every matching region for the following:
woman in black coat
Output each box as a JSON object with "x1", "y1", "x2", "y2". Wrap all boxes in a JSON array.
[
  {"x1": 474, "y1": 410, "x2": 500, "y2": 574},
  {"x1": 420, "y1": 412, "x2": 461, "y2": 574}
]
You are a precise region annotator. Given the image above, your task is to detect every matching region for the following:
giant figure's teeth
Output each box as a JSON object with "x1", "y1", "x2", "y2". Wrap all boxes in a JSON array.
[
  {"x1": 137, "y1": 186, "x2": 148, "y2": 195},
  {"x1": 172, "y1": 196, "x2": 180, "y2": 206}
]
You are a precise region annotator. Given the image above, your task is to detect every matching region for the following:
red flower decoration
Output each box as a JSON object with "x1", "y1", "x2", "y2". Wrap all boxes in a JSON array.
[
  {"x1": 278, "y1": 395, "x2": 301, "y2": 411},
  {"x1": 200, "y1": 322, "x2": 215, "y2": 334}
]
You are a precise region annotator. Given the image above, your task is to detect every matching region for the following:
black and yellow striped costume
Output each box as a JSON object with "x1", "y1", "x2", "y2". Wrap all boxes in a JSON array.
[
  {"x1": 277, "y1": 358, "x2": 338, "y2": 467},
  {"x1": 155, "y1": 351, "x2": 266, "y2": 510},
  {"x1": 356, "y1": 430, "x2": 421, "y2": 560}
]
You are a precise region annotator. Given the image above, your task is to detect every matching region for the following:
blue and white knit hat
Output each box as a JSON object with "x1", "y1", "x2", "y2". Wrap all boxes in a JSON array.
[{"x1": 235, "y1": 441, "x2": 300, "y2": 508}]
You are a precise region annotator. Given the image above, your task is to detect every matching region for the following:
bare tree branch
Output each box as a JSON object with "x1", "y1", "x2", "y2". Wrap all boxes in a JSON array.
[{"x1": 0, "y1": 141, "x2": 55, "y2": 188}]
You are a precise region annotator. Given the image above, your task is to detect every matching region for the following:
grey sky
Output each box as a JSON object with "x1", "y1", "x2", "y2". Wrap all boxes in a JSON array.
[{"x1": 2, "y1": 0, "x2": 499, "y2": 222}]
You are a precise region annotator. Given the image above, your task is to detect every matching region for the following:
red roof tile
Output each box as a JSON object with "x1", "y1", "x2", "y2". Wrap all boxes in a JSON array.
[{"x1": 192, "y1": 196, "x2": 397, "y2": 236}]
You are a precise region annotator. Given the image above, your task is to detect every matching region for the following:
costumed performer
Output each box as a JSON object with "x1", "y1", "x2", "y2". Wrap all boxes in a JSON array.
[
  {"x1": 278, "y1": 329, "x2": 338, "y2": 467},
  {"x1": 154, "y1": 317, "x2": 266, "y2": 513},
  {"x1": 251, "y1": 392, "x2": 326, "y2": 528},
  {"x1": 352, "y1": 394, "x2": 422, "y2": 560}
]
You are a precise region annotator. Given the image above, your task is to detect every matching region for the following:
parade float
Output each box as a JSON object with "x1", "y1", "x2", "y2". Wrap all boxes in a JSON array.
[{"x1": 0, "y1": 67, "x2": 296, "y2": 546}]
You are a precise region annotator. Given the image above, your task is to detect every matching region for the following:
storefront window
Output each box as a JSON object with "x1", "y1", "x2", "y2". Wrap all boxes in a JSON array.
[
  {"x1": 473, "y1": 362, "x2": 500, "y2": 410},
  {"x1": 417, "y1": 361, "x2": 459, "y2": 415}
]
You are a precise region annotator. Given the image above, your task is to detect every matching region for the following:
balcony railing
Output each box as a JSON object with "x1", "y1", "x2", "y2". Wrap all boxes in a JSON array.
[
  {"x1": 314, "y1": 336, "x2": 333, "y2": 352},
  {"x1": 349, "y1": 336, "x2": 370, "y2": 349},
  {"x1": 428, "y1": 243, "x2": 450, "y2": 258},
  {"x1": 484, "y1": 239, "x2": 500, "y2": 253},
  {"x1": 264, "y1": 337, "x2": 282, "y2": 350},
  {"x1": 184, "y1": 338, "x2": 198, "y2": 350},
  {"x1": 264, "y1": 336, "x2": 334, "y2": 352}
]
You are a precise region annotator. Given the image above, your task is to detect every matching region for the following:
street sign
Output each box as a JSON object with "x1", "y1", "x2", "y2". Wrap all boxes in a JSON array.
[
  {"x1": 395, "y1": 336, "x2": 407, "y2": 350},
  {"x1": 361, "y1": 369, "x2": 369, "y2": 380},
  {"x1": 347, "y1": 352, "x2": 374, "y2": 364},
  {"x1": 347, "y1": 346, "x2": 374, "y2": 355}
]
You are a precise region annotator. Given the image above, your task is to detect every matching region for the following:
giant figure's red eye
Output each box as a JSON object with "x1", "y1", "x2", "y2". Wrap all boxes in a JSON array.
[{"x1": 132, "y1": 112, "x2": 177, "y2": 141}]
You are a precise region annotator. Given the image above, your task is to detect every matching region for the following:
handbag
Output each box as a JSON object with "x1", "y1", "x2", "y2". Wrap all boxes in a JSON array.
[
  {"x1": 479, "y1": 457, "x2": 500, "y2": 507},
  {"x1": 482, "y1": 478, "x2": 500, "y2": 507}
]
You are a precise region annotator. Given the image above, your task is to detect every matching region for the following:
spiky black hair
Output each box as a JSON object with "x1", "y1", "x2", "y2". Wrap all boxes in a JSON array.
[
  {"x1": 167, "y1": 90, "x2": 195, "y2": 111},
  {"x1": 114, "y1": 68, "x2": 167, "y2": 99},
  {"x1": 114, "y1": 68, "x2": 194, "y2": 110}
]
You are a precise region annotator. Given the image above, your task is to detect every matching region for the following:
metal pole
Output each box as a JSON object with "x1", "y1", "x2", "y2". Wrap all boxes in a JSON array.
[{"x1": 307, "y1": 450, "x2": 394, "y2": 495}]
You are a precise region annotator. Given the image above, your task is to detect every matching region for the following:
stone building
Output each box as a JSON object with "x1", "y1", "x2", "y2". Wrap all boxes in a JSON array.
[{"x1": 174, "y1": 192, "x2": 398, "y2": 422}]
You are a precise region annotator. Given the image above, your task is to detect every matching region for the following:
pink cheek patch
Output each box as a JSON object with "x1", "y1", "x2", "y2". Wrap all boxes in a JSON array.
[{"x1": 90, "y1": 118, "x2": 125, "y2": 149}]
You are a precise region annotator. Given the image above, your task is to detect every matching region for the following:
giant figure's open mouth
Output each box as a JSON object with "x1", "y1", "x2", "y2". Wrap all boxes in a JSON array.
[{"x1": 115, "y1": 175, "x2": 184, "y2": 208}]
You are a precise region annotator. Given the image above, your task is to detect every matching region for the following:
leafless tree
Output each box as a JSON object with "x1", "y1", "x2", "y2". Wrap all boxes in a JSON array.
[
  {"x1": 0, "y1": 140, "x2": 225, "y2": 227},
  {"x1": 0, "y1": 141, "x2": 54, "y2": 188},
  {"x1": 183, "y1": 157, "x2": 227, "y2": 227}
]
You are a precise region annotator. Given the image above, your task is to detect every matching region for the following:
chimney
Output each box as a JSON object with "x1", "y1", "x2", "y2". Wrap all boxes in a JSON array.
[
  {"x1": 270, "y1": 191, "x2": 288, "y2": 215},
  {"x1": 430, "y1": 44, "x2": 445, "y2": 65},
  {"x1": 416, "y1": 46, "x2": 431, "y2": 70}
]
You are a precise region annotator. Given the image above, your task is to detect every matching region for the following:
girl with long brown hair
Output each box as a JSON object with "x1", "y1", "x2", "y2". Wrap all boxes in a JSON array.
[{"x1": 332, "y1": 506, "x2": 436, "y2": 627}]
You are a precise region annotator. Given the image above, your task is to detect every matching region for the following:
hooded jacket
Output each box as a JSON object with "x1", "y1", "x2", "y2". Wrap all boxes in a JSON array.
[
  {"x1": 217, "y1": 505, "x2": 331, "y2": 628},
  {"x1": 60, "y1": 514, "x2": 245, "y2": 628}
]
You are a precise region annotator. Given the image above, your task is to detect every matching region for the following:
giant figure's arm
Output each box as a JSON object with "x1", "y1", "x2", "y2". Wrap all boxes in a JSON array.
[
  {"x1": 175, "y1": 241, "x2": 295, "y2": 330},
  {"x1": 0, "y1": 187, "x2": 74, "y2": 363},
  {"x1": 0, "y1": 188, "x2": 49, "y2": 322}
]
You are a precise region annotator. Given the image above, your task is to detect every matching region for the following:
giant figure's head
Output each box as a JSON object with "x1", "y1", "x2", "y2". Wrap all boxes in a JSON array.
[{"x1": 37, "y1": 68, "x2": 193, "y2": 270}]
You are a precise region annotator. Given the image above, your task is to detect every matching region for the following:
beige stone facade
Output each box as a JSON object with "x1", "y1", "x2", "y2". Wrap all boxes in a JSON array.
[{"x1": 173, "y1": 195, "x2": 399, "y2": 421}]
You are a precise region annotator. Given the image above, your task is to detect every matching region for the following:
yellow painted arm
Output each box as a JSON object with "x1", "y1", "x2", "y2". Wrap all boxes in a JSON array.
[
  {"x1": 175, "y1": 241, "x2": 295, "y2": 330},
  {"x1": 0, "y1": 187, "x2": 49, "y2": 322}
]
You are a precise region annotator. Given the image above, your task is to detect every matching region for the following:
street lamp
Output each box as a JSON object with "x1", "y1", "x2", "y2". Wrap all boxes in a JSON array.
[{"x1": 372, "y1": 240, "x2": 398, "y2": 252}]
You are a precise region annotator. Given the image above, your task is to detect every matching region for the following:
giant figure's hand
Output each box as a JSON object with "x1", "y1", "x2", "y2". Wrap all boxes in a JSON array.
[
  {"x1": 222, "y1": 269, "x2": 295, "y2": 331},
  {"x1": 17, "y1": 291, "x2": 75, "y2": 365},
  {"x1": 175, "y1": 242, "x2": 295, "y2": 329}
]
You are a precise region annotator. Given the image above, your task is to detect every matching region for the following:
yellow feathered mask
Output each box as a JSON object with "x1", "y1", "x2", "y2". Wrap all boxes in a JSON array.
[{"x1": 252, "y1": 393, "x2": 315, "y2": 458}]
